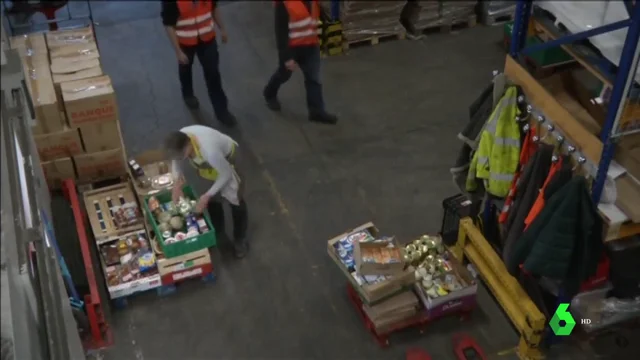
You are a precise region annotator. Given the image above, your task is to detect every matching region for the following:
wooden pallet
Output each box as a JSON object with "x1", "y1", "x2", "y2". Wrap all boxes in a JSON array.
[
  {"x1": 417, "y1": 15, "x2": 477, "y2": 35},
  {"x1": 481, "y1": 12, "x2": 514, "y2": 26},
  {"x1": 343, "y1": 32, "x2": 406, "y2": 51}
]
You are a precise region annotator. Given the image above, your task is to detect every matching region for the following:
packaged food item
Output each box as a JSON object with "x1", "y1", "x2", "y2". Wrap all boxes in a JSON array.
[
  {"x1": 137, "y1": 252, "x2": 156, "y2": 273},
  {"x1": 175, "y1": 232, "x2": 187, "y2": 241},
  {"x1": 128, "y1": 159, "x2": 145, "y2": 179},
  {"x1": 164, "y1": 237, "x2": 177, "y2": 244},
  {"x1": 169, "y1": 216, "x2": 184, "y2": 230},
  {"x1": 186, "y1": 229, "x2": 199, "y2": 238},
  {"x1": 147, "y1": 196, "x2": 161, "y2": 214},
  {"x1": 161, "y1": 230, "x2": 172, "y2": 239},
  {"x1": 113, "y1": 203, "x2": 140, "y2": 228},
  {"x1": 196, "y1": 217, "x2": 209, "y2": 232}
]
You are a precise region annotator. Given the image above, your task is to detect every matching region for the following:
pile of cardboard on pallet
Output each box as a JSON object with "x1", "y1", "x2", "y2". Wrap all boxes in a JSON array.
[
  {"x1": 321, "y1": 1, "x2": 405, "y2": 43},
  {"x1": 327, "y1": 223, "x2": 422, "y2": 332},
  {"x1": 479, "y1": 1, "x2": 516, "y2": 25},
  {"x1": 402, "y1": 1, "x2": 477, "y2": 32},
  {"x1": 10, "y1": 27, "x2": 127, "y2": 189}
]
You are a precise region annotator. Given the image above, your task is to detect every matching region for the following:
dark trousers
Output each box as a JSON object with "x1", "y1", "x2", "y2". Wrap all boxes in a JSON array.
[
  {"x1": 179, "y1": 40, "x2": 229, "y2": 118},
  {"x1": 264, "y1": 46, "x2": 325, "y2": 114},
  {"x1": 207, "y1": 199, "x2": 248, "y2": 242}
]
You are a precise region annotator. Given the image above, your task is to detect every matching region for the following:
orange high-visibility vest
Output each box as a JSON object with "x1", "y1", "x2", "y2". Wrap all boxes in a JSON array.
[
  {"x1": 176, "y1": 0, "x2": 216, "y2": 46},
  {"x1": 284, "y1": 0, "x2": 320, "y2": 47}
]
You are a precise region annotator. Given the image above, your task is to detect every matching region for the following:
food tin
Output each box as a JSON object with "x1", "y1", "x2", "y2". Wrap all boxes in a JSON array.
[
  {"x1": 161, "y1": 230, "x2": 172, "y2": 239},
  {"x1": 164, "y1": 237, "x2": 177, "y2": 244},
  {"x1": 175, "y1": 232, "x2": 187, "y2": 241}
]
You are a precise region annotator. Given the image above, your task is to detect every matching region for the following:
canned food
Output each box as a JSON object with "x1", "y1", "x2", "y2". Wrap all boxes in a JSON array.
[
  {"x1": 164, "y1": 237, "x2": 177, "y2": 244},
  {"x1": 175, "y1": 232, "x2": 187, "y2": 241},
  {"x1": 161, "y1": 230, "x2": 172, "y2": 239},
  {"x1": 340, "y1": 239, "x2": 353, "y2": 251}
]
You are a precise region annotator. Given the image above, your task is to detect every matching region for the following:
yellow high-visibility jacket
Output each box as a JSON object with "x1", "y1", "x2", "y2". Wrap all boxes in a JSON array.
[{"x1": 466, "y1": 86, "x2": 521, "y2": 197}]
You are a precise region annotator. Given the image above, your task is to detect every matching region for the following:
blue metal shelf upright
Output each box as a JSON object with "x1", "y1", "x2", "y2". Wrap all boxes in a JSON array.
[
  {"x1": 508, "y1": 0, "x2": 640, "y2": 347},
  {"x1": 510, "y1": 0, "x2": 640, "y2": 205}
]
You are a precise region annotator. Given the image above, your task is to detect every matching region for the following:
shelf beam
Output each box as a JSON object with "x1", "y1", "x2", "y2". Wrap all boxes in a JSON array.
[{"x1": 522, "y1": 19, "x2": 632, "y2": 56}]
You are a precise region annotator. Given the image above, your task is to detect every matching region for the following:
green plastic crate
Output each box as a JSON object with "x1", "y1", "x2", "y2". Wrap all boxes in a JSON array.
[
  {"x1": 143, "y1": 185, "x2": 216, "y2": 258},
  {"x1": 504, "y1": 22, "x2": 573, "y2": 67}
]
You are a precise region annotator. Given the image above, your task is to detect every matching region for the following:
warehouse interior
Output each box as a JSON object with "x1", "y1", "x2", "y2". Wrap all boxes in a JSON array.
[{"x1": 2, "y1": 1, "x2": 640, "y2": 360}]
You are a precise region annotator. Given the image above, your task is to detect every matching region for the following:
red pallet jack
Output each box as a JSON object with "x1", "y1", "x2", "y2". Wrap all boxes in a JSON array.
[{"x1": 405, "y1": 333, "x2": 486, "y2": 360}]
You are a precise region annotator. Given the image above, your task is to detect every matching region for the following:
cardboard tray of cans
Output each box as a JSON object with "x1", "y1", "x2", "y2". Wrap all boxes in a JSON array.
[
  {"x1": 407, "y1": 236, "x2": 478, "y2": 319},
  {"x1": 83, "y1": 181, "x2": 146, "y2": 244},
  {"x1": 327, "y1": 222, "x2": 415, "y2": 305},
  {"x1": 99, "y1": 229, "x2": 161, "y2": 299},
  {"x1": 143, "y1": 185, "x2": 216, "y2": 259}
]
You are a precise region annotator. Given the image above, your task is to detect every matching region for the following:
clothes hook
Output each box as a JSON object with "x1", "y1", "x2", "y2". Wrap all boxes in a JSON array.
[
  {"x1": 493, "y1": 70, "x2": 500, "y2": 77},
  {"x1": 526, "y1": 105, "x2": 532, "y2": 113},
  {"x1": 532, "y1": 135, "x2": 540, "y2": 142},
  {"x1": 540, "y1": 124, "x2": 555, "y2": 141},
  {"x1": 523, "y1": 124, "x2": 530, "y2": 132},
  {"x1": 517, "y1": 95, "x2": 525, "y2": 104},
  {"x1": 572, "y1": 156, "x2": 586, "y2": 171},
  {"x1": 556, "y1": 135, "x2": 564, "y2": 144},
  {"x1": 567, "y1": 145, "x2": 576, "y2": 153},
  {"x1": 536, "y1": 115, "x2": 545, "y2": 123}
]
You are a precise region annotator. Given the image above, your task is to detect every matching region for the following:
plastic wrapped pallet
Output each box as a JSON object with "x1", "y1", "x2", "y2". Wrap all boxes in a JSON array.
[
  {"x1": 403, "y1": 1, "x2": 476, "y2": 32},
  {"x1": 321, "y1": 1, "x2": 405, "y2": 43},
  {"x1": 480, "y1": 1, "x2": 516, "y2": 25}
]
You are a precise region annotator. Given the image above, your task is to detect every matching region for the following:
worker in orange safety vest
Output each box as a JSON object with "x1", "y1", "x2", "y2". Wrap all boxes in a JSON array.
[
  {"x1": 162, "y1": 0, "x2": 237, "y2": 127},
  {"x1": 263, "y1": 0, "x2": 338, "y2": 124}
]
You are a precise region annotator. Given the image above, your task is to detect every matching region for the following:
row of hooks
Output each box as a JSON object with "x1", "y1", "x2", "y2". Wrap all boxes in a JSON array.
[{"x1": 514, "y1": 95, "x2": 595, "y2": 176}]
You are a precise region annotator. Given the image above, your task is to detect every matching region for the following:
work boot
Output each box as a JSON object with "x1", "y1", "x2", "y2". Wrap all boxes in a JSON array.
[
  {"x1": 183, "y1": 96, "x2": 200, "y2": 110},
  {"x1": 218, "y1": 112, "x2": 237, "y2": 127},
  {"x1": 265, "y1": 96, "x2": 282, "y2": 111},
  {"x1": 233, "y1": 239, "x2": 249, "y2": 259},
  {"x1": 309, "y1": 112, "x2": 338, "y2": 125}
]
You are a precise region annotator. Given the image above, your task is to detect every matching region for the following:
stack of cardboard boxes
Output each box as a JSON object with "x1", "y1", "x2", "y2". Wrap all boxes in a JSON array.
[
  {"x1": 327, "y1": 223, "x2": 422, "y2": 333},
  {"x1": 11, "y1": 27, "x2": 127, "y2": 189}
]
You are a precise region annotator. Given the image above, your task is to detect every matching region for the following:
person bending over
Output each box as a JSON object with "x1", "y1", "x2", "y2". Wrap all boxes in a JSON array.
[{"x1": 165, "y1": 125, "x2": 248, "y2": 258}]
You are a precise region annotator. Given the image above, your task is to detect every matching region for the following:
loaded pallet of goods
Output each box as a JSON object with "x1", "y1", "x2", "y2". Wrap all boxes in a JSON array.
[
  {"x1": 321, "y1": 1, "x2": 406, "y2": 49},
  {"x1": 326, "y1": 222, "x2": 477, "y2": 346},
  {"x1": 9, "y1": 26, "x2": 127, "y2": 189},
  {"x1": 404, "y1": 1, "x2": 477, "y2": 35},
  {"x1": 128, "y1": 150, "x2": 217, "y2": 294},
  {"x1": 479, "y1": 1, "x2": 516, "y2": 26}
]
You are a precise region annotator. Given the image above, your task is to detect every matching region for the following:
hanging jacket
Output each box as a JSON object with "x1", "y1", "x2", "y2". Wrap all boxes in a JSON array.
[
  {"x1": 502, "y1": 144, "x2": 553, "y2": 255},
  {"x1": 499, "y1": 127, "x2": 538, "y2": 223},
  {"x1": 523, "y1": 155, "x2": 573, "y2": 230},
  {"x1": 506, "y1": 176, "x2": 604, "y2": 296},
  {"x1": 466, "y1": 86, "x2": 522, "y2": 197},
  {"x1": 175, "y1": 0, "x2": 216, "y2": 47},
  {"x1": 284, "y1": 0, "x2": 320, "y2": 47}
]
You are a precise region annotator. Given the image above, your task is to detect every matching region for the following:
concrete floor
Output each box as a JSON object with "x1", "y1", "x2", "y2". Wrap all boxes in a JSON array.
[{"x1": 86, "y1": 2, "x2": 521, "y2": 359}]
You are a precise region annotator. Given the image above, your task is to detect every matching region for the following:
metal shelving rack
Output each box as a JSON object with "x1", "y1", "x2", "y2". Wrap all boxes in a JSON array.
[{"x1": 509, "y1": 0, "x2": 640, "y2": 205}]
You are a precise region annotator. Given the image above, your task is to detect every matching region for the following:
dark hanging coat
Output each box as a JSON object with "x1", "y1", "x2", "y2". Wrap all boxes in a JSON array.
[{"x1": 506, "y1": 176, "x2": 604, "y2": 296}]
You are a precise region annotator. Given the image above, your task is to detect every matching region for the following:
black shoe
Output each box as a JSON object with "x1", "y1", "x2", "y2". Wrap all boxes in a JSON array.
[
  {"x1": 265, "y1": 96, "x2": 282, "y2": 111},
  {"x1": 183, "y1": 96, "x2": 200, "y2": 110},
  {"x1": 309, "y1": 112, "x2": 338, "y2": 125},
  {"x1": 233, "y1": 239, "x2": 249, "y2": 259},
  {"x1": 219, "y1": 112, "x2": 237, "y2": 127}
]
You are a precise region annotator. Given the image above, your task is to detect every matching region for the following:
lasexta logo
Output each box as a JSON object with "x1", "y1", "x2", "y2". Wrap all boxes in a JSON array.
[{"x1": 549, "y1": 303, "x2": 576, "y2": 336}]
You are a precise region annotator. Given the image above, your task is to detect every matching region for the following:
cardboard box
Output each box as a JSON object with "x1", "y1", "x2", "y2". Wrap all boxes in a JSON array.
[
  {"x1": 156, "y1": 247, "x2": 211, "y2": 277},
  {"x1": 79, "y1": 119, "x2": 123, "y2": 153},
  {"x1": 41, "y1": 157, "x2": 76, "y2": 189},
  {"x1": 46, "y1": 26, "x2": 95, "y2": 49},
  {"x1": 415, "y1": 255, "x2": 477, "y2": 319},
  {"x1": 49, "y1": 41, "x2": 99, "y2": 62},
  {"x1": 20, "y1": 57, "x2": 65, "y2": 134},
  {"x1": 131, "y1": 150, "x2": 176, "y2": 201},
  {"x1": 34, "y1": 127, "x2": 84, "y2": 161},
  {"x1": 615, "y1": 175, "x2": 640, "y2": 223},
  {"x1": 74, "y1": 147, "x2": 127, "y2": 182},
  {"x1": 10, "y1": 33, "x2": 48, "y2": 62},
  {"x1": 51, "y1": 58, "x2": 102, "y2": 86},
  {"x1": 362, "y1": 289, "x2": 419, "y2": 321},
  {"x1": 61, "y1": 75, "x2": 119, "y2": 127},
  {"x1": 83, "y1": 182, "x2": 145, "y2": 241},
  {"x1": 354, "y1": 239, "x2": 405, "y2": 276},
  {"x1": 327, "y1": 222, "x2": 416, "y2": 304}
]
